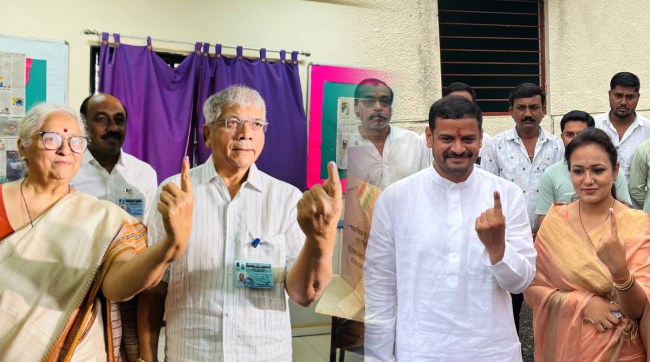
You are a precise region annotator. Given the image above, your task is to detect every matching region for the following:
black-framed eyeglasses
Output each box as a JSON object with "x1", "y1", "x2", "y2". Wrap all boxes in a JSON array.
[
  {"x1": 217, "y1": 116, "x2": 269, "y2": 133},
  {"x1": 33, "y1": 131, "x2": 89, "y2": 154},
  {"x1": 359, "y1": 97, "x2": 392, "y2": 108}
]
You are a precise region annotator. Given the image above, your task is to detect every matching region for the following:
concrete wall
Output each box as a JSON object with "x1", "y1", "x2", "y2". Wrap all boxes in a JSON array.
[
  {"x1": 4, "y1": 0, "x2": 650, "y2": 136},
  {"x1": 545, "y1": 0, "x2": 650, "y2": 132}
]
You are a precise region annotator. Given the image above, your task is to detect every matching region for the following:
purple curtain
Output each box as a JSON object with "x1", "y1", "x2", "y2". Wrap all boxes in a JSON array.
[
  {"x1": 98, "y1": 34, "x2": 307, "y2": 189},
  {"x1": 195, "y1": 44, "x2": 307, "y2": 189},
  {"x1": 98, "y1": 33, "x2": 201, "y2": 183}
]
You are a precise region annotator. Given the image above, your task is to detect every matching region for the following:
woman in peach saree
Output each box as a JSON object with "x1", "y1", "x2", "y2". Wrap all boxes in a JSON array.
[{"x1": 525, "y1": 128, "x2": 650, "y2": 361}]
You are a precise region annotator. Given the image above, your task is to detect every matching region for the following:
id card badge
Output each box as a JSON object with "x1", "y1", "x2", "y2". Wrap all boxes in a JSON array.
[
  {"x1": 235, "y1": 260, "x2": 274, "y2": 289},
  {"x1": 117, "y1": 189, "x2": 145, "y2": 221}
]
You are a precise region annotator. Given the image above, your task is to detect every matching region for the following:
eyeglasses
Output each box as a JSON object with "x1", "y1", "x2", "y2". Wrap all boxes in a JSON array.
[
  {"x1": 359, "y1": 97, "x2": 392, "y2": 108},
  {"x1": 217, "y1": 116, "x2": 269, "y2": 133},
  {"x1": 33, "y1": 131, "x2": 89, "y2": 154}
]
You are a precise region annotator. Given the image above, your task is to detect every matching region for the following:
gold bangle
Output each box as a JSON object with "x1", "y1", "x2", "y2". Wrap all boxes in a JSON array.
[{"x1": 614, "y1": 273, "x2": 635, "y2": 291}]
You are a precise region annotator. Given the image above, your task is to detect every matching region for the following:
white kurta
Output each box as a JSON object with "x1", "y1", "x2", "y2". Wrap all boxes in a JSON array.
[{"x1": 364, "y1": 166, "x2": 536, "y2": 362}]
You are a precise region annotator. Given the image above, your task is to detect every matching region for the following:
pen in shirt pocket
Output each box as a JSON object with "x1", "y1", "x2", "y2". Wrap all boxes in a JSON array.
[{"x1": 251, "y1": 238, "x2": 261, "y2": 248}]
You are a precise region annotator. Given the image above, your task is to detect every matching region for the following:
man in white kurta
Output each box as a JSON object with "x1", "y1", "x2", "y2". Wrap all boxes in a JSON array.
[
  {"x1": 364, "y1": 95, "x2": 536, "y2": 361},
  {"x1": 346, "y1": 78, "x2": 426, "y2": 189}
]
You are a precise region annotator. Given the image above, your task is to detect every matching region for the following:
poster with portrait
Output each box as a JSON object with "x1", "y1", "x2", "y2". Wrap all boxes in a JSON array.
[{"x1": 306, "y1": 64, "x2": 391, "y2": 190}]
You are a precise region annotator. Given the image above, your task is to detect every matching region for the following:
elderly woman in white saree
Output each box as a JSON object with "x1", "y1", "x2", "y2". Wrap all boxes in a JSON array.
[{"x1": 0, "y1": 103, "x2": 194, "y2": 361}]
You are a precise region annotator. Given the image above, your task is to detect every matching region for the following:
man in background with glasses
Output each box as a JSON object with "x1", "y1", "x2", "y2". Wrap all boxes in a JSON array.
[
  {"x1": 138, "y1": 85, "x2": 342, "y2": 362},
  {"x1": 346, "y1": 78, "x2": 427, "y2": 190},
  {"x1": 70, "y1": 93, "x2": 158, "y2": 225}
]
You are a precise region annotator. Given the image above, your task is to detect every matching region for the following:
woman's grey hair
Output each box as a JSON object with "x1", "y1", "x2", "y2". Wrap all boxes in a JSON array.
[
  {"x1": 203, "y1": 85, "x2": 266, "y2": 126},
  {"x1": 19, "y1": 103, "x2": 86, "y2": 146}
]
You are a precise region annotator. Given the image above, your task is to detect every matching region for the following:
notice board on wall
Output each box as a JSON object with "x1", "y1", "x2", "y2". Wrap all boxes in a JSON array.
[
  {"x1": 0, "y1": 34, "x2": 69, "y2": 107},
  {"x1": 0, "y1": 35, "x2": 68, "y2": 182}
]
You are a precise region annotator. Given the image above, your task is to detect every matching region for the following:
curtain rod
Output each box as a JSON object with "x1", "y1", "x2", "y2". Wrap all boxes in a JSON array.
[{"x1": 83, "y1": 29, "x2": 311, "y2": 57}]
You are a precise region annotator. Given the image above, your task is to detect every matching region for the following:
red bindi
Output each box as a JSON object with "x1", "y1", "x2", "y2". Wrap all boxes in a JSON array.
[
  {"x1": 63, "y1": 128, "x2": 68, "y2": 133},
  {"x1": 456, "y1": 128, "x2": 462, "y2": 137}
]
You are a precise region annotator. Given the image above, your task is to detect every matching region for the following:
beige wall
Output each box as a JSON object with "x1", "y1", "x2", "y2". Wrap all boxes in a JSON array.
[
  {"x1": 4, "y1": 0, "x2": 650, "y2": 135},
  {"x1": 1, "y1": 0, "x2": 439, "y2": 127},
  {"x1": 545, "y1": 0, "x2": 650, "y2": 133}
]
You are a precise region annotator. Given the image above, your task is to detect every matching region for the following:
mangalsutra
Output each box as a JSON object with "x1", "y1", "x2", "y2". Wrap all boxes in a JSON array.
[
  {"x1": 20, "y1": 178, "x2": 71, "y2": 228},
  {"x1": 578, "y1": 198, "x2": 616, "y2": 243},
  {"x1": 20, "y1": 178, "x2": 33, "y2": 227}
]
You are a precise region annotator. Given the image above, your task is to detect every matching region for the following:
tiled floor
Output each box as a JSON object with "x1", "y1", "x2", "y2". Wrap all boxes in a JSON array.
[
  {"x1": 292, "y1": 334, "x2": 364, "y2": 362},
  {"x1": 157, "y1": 330, "x2": 364, "y2": 362}
]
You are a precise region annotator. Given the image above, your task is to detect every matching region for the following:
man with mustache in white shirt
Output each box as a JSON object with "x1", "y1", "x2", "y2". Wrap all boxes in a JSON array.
[{"x1": 71, "y1": 93, "x2": 157, "y2": 225}]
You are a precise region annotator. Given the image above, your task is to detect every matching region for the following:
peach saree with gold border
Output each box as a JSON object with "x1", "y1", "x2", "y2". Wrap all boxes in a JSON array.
[{"x1": 525, "y1": 204, "x2": 650, "y2": 361}]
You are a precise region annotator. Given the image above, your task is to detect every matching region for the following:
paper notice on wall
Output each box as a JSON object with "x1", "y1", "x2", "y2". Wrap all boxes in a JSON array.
[
  {"x1": 0, "y1": 118, "x2": 22, "y2": 183},
  {"x1": 336, "y1": 97, "x2": 358, "y2": 169},
  {"x1": 0, "y1": 51, "x2": 26, "y2": 117}
]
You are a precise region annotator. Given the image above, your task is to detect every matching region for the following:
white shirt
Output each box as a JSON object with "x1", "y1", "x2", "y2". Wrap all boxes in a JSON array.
[
  {"x1": 364, "y1": 166, "x2": 536, "y2": 362},
  {"x1": 148, "y1": 160, "x2": 304, "y2": 362},
  {"x1": 480, "y1": 127, "x2": 564, "y2": 231},
  {"x1": 347, "y1": 125, "x2": 427, "y2": 189},
  {"x1": 70, "y1": 149, "x2": 157, "y2": 225},
  {"x1": 595, "y1": 111, "x2": 650, "y2": 180}
]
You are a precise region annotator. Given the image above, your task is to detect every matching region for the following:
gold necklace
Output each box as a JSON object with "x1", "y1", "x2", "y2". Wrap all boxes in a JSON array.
[{"x1": 578, "y1": 198, "x2": 616, "y2": 243}]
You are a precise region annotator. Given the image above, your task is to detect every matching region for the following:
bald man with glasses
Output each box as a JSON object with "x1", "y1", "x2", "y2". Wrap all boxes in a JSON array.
[{"x1": 346, "y1": 78, "x2": 428, "y2": 190}]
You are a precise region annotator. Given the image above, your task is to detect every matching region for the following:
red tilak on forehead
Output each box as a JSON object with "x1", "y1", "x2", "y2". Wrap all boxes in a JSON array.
[
  {"x1": 63, "y1": 128, "x2": 68, "y2": 133},
  {"x1": 456, "y1": 128, "x2": 462, "y2": 137}
]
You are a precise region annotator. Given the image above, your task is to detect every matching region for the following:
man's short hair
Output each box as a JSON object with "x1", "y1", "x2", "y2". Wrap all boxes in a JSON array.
[
  {"x1": 443, "y1": 82, "x2": 476, "y2": 101},
  {"x1": 79, "y1": 93, "x2": 128, "y2": 121},
  {"x1": 508, "y1": 83, "x2": 546, "y2": 107},
  {"x1": 560, "y1": 110, "x2": 595, "y2": 132},
  {"x1": 203, "y1": 85, "x2": 266, "y2": 126},
  {"x1": 354, "y1": 78, "x2": 394, "y2": 103},
  {"x1": 610, "y1": 72, "x2": 640, "y2": 92},
  {"x1": 428, "y1": 95, "x2": 482, "y2": 130}
]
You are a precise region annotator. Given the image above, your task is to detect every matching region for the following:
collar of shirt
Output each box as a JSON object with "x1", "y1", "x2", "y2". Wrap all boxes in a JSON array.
[
  {"x1": 82, "y1": 149, "x2": 125, "y2": 172},
  {"x1": 600, "y1": 112, "x2": 646, "y2": 133},
  {"x1": 504, "y1": 126, "x2": 548, "y2": 144},
  {"x1": 428, "y1": 163, "x2": 477, "y2": 190},
  {"x1": 353, "y1": 124, "x2": 402, "y2": 143},
  {"x1": 198, "y1": 157, "x2": 264, "y2": 193}
]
